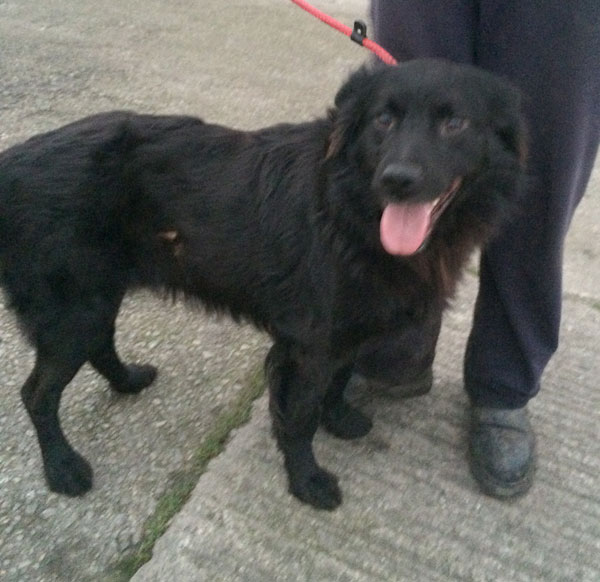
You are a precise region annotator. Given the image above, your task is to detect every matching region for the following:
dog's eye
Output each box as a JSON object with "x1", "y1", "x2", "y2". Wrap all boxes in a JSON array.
[
  {"x1": 440, "y1": 117, "x2": 469, "y2": 136},
  {"x1": 374, "y1": 111, "x2": 394, "y2": 130}
]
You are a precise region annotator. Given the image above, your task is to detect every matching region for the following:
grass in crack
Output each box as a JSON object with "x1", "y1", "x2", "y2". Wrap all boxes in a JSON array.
[{"x1": 113, "y1": 366, "x2": 266, "y2": 579}]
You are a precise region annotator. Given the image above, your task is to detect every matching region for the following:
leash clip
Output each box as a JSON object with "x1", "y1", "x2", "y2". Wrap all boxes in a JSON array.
[{"x1": 350, "y1": 19, "x2": 367, "y2": 46}]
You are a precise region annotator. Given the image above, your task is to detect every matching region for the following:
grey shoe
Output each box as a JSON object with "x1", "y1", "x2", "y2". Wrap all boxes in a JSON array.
[{"x1": 469, "y1": 406, "x2": 536, "y2": 498}]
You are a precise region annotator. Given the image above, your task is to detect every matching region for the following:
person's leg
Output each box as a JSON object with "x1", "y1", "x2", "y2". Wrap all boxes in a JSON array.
[
  {"x1": 370, "y1": 0, "x2": 477, "y2": 64},
  {"x1": 465, "y1": 0, "x2": 600, "y2": 408},
  {"x1": 361, "y1": 0, "x2": 477, "y2": 395},
  {"x1": 464, "y1": 0, "x2": 600, "y2": 498}
]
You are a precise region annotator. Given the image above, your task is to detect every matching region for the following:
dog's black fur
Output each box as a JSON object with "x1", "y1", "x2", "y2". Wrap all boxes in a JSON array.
[{"x1": 0, "y1": 59, "x2": 525, "y2": 509}]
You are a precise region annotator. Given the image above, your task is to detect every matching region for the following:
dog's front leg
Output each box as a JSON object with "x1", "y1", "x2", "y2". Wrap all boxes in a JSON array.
[{"x1": 266, "y1": 340, "x2": 342, "y2": 510}]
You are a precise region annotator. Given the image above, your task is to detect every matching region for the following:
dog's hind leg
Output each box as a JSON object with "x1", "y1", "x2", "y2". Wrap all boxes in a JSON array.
[
  {"x1": 88, "y1": 322, "x2": 157, "y2": 394},
  {"x1": 266, "y1": 340, "x2": 342, "y2": 510},
  {"x1": 321, "y1": 365, "x2": 373, "y2": 439},
  {"x1": 21, "y1": 295, "x2": 155, "y2": 495},
  {"x1": 21, "y1": 351, "x2": 93, "y2": 496}
]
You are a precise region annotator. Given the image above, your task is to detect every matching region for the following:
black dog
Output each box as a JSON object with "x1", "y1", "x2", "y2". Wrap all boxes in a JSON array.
[{"x1": 0, "y1": 59, "x2": 525, "y2": 510}]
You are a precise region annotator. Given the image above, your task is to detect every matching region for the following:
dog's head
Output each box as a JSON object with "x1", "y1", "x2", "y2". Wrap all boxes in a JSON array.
[{"x1": 327, "y1": 59, "x2": 527, "y2": 256}]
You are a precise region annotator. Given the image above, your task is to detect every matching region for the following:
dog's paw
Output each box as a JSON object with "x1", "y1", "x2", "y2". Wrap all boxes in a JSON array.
[
  {"x1": 322, "y1": 401, "x2": 373, "y2": 440},
  {"x1": 289, "y1": 467, "x2": 342, "y2": 510},
  {"x1": 112, "y1": 364, "x2": 158, "y2": 394},
  {"x1": 44, "y1": 449, "x2": 93, "y2": 496}
]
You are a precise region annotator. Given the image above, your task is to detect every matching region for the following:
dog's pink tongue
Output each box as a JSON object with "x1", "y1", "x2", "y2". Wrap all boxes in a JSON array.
[{"x1": 380, "y1": 202, "x2": 433, "y2": 256}]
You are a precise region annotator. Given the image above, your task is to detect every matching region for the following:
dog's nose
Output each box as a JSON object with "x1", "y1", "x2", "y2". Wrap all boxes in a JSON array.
[{"x1": 380, "y1": 163, "x2": 423, "y2": 189}]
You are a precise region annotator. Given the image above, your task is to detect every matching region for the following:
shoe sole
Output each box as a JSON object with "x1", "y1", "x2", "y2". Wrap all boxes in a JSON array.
[
  {"x1": 350, "y1": 368, "x2": 433, "y2": 399},
  {"x1": 468, "y1": 449, "x2": 536, "y2": 499}
]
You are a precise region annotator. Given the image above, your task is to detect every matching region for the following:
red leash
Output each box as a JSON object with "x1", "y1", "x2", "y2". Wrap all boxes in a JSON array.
[{"x1": 290, "y1": 0, "x2": 397, "y2": 66}]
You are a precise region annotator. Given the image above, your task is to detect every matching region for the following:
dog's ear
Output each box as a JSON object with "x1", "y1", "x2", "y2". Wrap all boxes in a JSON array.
[
  {"x1": 333, "y1": 66, "x2": 374, "y2": 109},
  {"x1": 490, "y1": 81, "x2": 528, "y2": 166},
  {"x1": 496, "y1": 119, "x2": 528, "y2": 166},
  {"x1": 327, "y1": 66, "x2": 378, "y2": 159}
]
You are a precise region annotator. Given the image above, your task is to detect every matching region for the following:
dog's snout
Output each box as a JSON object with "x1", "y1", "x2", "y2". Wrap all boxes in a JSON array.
[{"x1": 380, "y1": 163, "x2": 423, "y2": 189}]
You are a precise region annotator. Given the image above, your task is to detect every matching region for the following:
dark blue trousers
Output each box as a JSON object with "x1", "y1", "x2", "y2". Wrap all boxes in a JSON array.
[{"x1": 367, "y1": 1, "x2": 600, "y2": 407}]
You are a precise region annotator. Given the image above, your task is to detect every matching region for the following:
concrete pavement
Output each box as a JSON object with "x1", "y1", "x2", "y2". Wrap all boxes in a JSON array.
[{"x1": 1, "y1": 1, "x2": 598, "y2": 581}]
